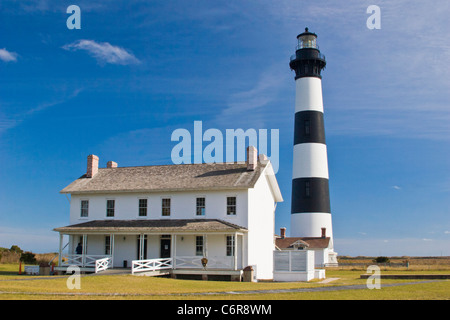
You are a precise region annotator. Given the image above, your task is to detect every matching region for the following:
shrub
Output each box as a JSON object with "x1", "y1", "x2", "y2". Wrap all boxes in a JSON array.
[
  {"x1": 20, "y1": 252, "x2": 37, "y2": 264},
  {"x1": 10, "y1": 245, "x2": 23, "y2": 255},
  {"x1": 373, "y1": 256, "x2": 391, "y2": 264}
]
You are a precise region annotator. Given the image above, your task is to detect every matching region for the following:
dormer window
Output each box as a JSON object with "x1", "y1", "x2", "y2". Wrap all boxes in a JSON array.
[{"x1": 291, "y1": 240, "x2": 309, "y2": 250}]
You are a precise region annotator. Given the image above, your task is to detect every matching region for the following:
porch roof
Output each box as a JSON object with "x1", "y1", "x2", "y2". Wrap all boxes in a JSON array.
[{"x1": 54, "y1": 219, "x2": 247, "y2": 234}]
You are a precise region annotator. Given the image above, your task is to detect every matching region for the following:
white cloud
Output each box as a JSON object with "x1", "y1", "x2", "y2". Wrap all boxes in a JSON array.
[
  {"x1": 0, "y1": 88, "x2": 83, "y2": 135},
  {"x1": 217, "y1": 63, "x2": 289, "y2": 128},
  {"x1": 63, "y1": 40, "x2": 140, "y2": 65},
  {"x1": 0, "y1": 48, "x2": 18, "y2": 62},
  {"x1": 391, "y1": 185, "x2": 402, "y2": 190}
]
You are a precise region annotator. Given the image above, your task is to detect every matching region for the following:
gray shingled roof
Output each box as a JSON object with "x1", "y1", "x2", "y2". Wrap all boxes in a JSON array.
[
  {"x1": 276, "y1": 237, "x2": 330, "y2": 249},
  {"x1": 54, "y1": 219, "x2": 247, "y2": 233},
  {"x1": 60, "y1": 162, "x2": 266, "y2": 194}
]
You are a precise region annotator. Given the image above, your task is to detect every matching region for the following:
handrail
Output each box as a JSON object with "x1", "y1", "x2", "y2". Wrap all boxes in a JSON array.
[
  {"x1": 95, "y1": 257, "x2": 112, "y2": 273},
  {"x1": 290, "y1": 52, "x2": 326, "y2": 62},
  {"x1": 131, "y1": 258, "x2": 173, "y2": 274},
  {"x1": 48, "y1": 242, "x2": 69, "y2": 266}
]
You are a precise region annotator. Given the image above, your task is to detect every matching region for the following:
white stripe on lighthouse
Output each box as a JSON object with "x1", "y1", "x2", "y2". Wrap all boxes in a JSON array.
[
  {"x1": 292, "y1": 143, "x2": 329, "y2": 179},
  {"x1": 295, "y1": 77, "x2": 324, "y2": 113}
]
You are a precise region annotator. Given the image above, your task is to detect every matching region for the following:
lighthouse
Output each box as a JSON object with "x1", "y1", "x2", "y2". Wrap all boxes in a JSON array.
[{"x1": 289, "y1": 28, "x2": 335, "y2": 254}]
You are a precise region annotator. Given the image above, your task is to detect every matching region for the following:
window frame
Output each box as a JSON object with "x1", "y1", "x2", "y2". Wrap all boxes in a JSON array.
[
  {"x1": 80, "y1": 199, "x2": 89, "y2": 218},
  {"x1": 304, "y1": 180, "x2": 311, "y2": 198},
  {"x1": 105, "y1": 235, "x2": 111, "y2": 255},
  {"x1": 226, "y1": 235, "x2": 235, "y2": 256},
  {"x1": 106, "y1": 199, "x2": 115, "y2": 217},
  {"x1": 195, "y1": 236, "x2": 204, "y2": 256},
  {"x1": 161, "y1": 198, "x2": 171, "y2": 217},
  {"x1": 226, "y1": 196, "x2": 237, "y2": 216},
  {"x1": 138, "y1": 198, "x2": 148, "y2": 217},
  {"x1": 196, "y1": 197, "x2": 206, "y2": 216}
]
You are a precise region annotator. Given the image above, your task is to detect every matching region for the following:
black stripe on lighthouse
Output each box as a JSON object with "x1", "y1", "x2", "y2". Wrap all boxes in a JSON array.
[
  {"x1": 294, "y1": 110, "x2": 326, "y2": 145},
  {"x1": 291, "y1": 177, "x2": 331, "y2": 213}
]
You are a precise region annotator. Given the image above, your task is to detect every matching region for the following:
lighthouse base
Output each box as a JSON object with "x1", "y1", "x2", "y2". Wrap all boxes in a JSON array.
[
  {"x1": 290, "y1": 212, "x2": 338, "y2": 267},
  {"x1": 290, "y1": 212, "x2": 333, "y2": 239}
]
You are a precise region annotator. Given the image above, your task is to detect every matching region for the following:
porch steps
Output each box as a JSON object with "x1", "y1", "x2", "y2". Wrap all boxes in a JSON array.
[
  {"x1": 94, "y1": 268, "x2": 132, "y2": 275},
  {"x1": 133, "y1": 269, "x2": 171, "y2": 277}
]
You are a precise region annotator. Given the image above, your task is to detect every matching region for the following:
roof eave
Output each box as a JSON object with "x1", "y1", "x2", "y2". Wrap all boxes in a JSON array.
[{"x1": 60, "y1": 185, "x2": 253, "y2": 195}]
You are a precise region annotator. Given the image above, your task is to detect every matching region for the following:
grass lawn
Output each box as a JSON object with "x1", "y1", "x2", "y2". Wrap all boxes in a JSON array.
[{"x1": 0, "y1": 263, "x2": 449, "y2": 300}]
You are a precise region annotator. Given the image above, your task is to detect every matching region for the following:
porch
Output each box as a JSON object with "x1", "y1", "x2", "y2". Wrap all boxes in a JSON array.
[{"x1": 53, "y1": 219, "x2": 247, "y2": 279}]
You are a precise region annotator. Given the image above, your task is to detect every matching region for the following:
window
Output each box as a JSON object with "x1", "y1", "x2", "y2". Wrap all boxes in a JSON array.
[
  {"x1": 162, "y1": 198, "x2": 171, "y2": 216},
  {"x1": 227, "y1": 197, "x2": 236, "y2": 215},
  {"x1": 138, "y1": 199, "x2": 148, "y2": 217},
  {"x1": 196, "y1": 197, "x2": 205, "y2": 216},
  {"x1": 106, "y1": 199, "x2": 115, "y2": 217},
  {"x1": 196, "y1": 236, "x2": 204, "y2": 256},
  {"x1": 304, "y1": 119, "x2": 311, "y2": 136},
  {"x1": 80, "y1": 200, "x2": 89, "y2": 217},
  {"x1": 226, "y1": 235, "x2": 235, "y2": 256},
  {"x1": 105, "y1": 236, "x2": 111, "y2": 255},
  {"x1": 305, "y1": 181, "x2": 311, "y2": 198}
]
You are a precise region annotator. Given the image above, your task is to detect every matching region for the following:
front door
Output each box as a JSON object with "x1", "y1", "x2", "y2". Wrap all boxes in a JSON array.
[
  {"x1": 160, "y1": 239, "x2": 171, "y2": 258},
  {"x1": 136, "y1": 236, "x2": 147, "y2": 260}
]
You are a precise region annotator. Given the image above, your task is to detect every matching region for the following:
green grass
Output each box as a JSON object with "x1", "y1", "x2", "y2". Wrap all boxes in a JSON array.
[{"x1": 0, "y1": 264, "x2": 449, "y2": 300}]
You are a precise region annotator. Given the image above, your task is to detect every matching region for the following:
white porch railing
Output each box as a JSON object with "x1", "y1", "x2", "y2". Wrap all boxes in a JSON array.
[
  {"x1": 60, "y1": 254, "x2": 111, "y2": 268},
  {"x1": 95, "y1": 257, "x2": 112, "y2": 273},
  {"x1": 131, "y1": 256, "x2": 235, "y2": 274},
  {"x1": 175, "y1": 256, "x2": 234, "y2": 269},
  {"x1": 131, "y1": 258, "x2": 173, "y2": 274}
]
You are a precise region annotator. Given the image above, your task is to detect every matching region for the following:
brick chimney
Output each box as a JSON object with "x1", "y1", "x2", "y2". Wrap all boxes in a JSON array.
[
  {"x1": 86, "y1": 154, "x2": 99, "y2": 178},
  {"x1": 246, "y1": 146, "x2": 258, "y2": 171},
  {"x1": 107, "y1": 161, "x2": 118, "y2": 168},
  {"x1": 321, "y1": 227, "x2": 326, "y2": 238},
  {"x1": 280, "y1": 227, "x2": 286, "y2": 239}
]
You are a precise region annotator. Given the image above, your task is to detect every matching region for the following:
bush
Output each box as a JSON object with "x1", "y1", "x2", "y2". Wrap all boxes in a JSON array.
[
  {"x1": 20, "y1": 252, "x2": 37, "y2": 264},
  {"x1": 9, "y1": 245, "x2": 23, "y2": 255},
  {"x1": 373, "y1": 256, "x2": 391, "y2": 264}
]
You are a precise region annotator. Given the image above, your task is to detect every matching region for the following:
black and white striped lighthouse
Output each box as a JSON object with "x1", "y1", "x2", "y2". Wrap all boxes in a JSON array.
[{"x1": 289, "y1": 28, "x2": 334, "y2": 247}]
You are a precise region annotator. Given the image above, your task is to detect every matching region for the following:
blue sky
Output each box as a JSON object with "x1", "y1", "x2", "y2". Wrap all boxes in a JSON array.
[{"x1": 0, "y1": 0, "x2": 449, "y2": 256}]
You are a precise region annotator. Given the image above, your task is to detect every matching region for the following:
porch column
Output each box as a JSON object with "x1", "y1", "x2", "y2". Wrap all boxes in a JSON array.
[
  {"x1": 234, "y1": 232, "x2": 237, "y2": 270},
  {"x1": 58, "y1": 233, "x2": 63, "y2": 267},
  {"x1": 203, "y1": 234, "x2": 208, "y2": 257},
  {"x1": 172, "y1": 234, "x2": 176, "y2": 269},
  {"x1": 139, "y1": 234, "x2": 144, "y2": 260},
  {"x1": 241, "y1": 234, "x2": 244, "y2": 270},
  {"x1": 110, "y1": 233, "x2": 114, "y2": 267},
  {"x1": 82, "y1": 234, "x2": 87, "y2": 267}
]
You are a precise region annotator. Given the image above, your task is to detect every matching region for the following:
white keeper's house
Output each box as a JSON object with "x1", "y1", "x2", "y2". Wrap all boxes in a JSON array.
[{"x1": 54, "y1": 147, "x2": 283, "y2": 281}]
